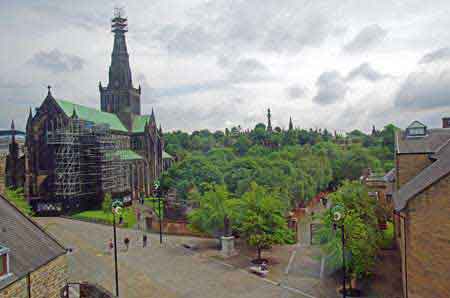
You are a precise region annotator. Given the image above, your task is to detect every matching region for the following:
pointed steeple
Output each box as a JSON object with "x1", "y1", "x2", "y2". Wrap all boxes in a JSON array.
[
  {"x1": 71, "y1": 107, "x2": 78, "y2": 119},
  {"x1": 288, "y1": 117, "x2": 293, "y2": 131},
  {"x1": 108, "y1": 8, "x2": 132, "y2": 89},
  {"x1": 46, "y1": 85, "x2": 53, "y2": 98},
  {"x1": 372, "y1": 125, "x2": 377, "y2": 136},
  {"x1": 27, "y1": 107, "x2": 32, "y2": 126},
  {"x1": 100, "y1": 9, "x2": 141, "y2": 118},
  {"x1": 10, "y1": 120, "x2": 15, "y2": 144},
  {"x1": 267, "y1": 108, "x2": 272, "y2": 132},
  {"x1": 144, "y1": 119, "x2": 149, "y2": 133},
  {"x1": 150, "y1": 108, "x2": 155, "y2": 122}
]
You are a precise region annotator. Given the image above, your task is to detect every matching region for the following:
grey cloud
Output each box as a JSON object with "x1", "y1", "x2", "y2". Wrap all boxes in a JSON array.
[
  {"x1": 0, "y1": 79, "x2": 31, "y2": 89},
  {"x1": 343, "y1": 24, "x2": 387, "y2": 54},
  {"x1": 419, "y1": 47, "x2": 450, "y2": 64},
  {"x1": 346, "y1": 63, "x2": 388, "y2": 82},
  {"x1": 28, "y1": 49, "x2": 85, "y2": 73},
  {"x1": 153, "y1": 0, "x2": 335, "y2": 56},
  {"x1": 156, "y1": 24, "x2": 216, "y2": 56},
  {"x1": 146, "y1": 57, "x2": 271, "y2": 100},
  {"x1": 227, "y1": 58, "x2": 272, "y2": 83},
  {"x1": 313, "y1": 71, "x2": 348, "y2": 105},
  {"x1": 286, "y1": 84, "x2": 307, "y2": 100},
  {"x1": 395, "y1": 69, "x2": 450, "y2": 110}
]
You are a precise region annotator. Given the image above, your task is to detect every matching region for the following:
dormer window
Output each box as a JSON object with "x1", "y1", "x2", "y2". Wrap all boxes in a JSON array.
[
  {"x1": 0, "y1": 245, "x2": 11, "y2": 281},
  {"x1": 406, "y1": 121, "x2": 427, "y2": 137}
]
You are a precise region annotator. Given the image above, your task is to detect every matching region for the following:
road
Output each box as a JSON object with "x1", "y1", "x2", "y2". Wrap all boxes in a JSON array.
[{"x1": 37, "y1": 217, "x2": 309, "y2": 298}]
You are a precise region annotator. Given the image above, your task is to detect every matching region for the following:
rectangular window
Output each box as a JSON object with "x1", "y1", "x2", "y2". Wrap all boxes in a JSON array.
[
  {"x1": 408, "y1": 127, "x2": 425, "y2": 136},
  {"x1": 0, "y1": 254, "x2": 7, "y2": 277}
]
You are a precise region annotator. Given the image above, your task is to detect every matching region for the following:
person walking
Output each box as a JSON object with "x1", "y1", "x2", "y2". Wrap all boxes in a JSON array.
[
  {"x1": 124, "y1": 236, "x2": 130, "y2": 252},
  {"x1": 108, "y1": 239, "x2": 113, "y2": 254},
  {"x1": 143, "y1": 234, "x2": 148, "y2": 248}
]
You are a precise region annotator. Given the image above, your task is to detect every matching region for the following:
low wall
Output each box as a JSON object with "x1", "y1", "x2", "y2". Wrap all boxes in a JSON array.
[
  {"x1": 79, "y1": 282, "x2": 117, "y2": 298},
  {"x1": 146, "y1": 217, "x2": 208, "y2": 237}
]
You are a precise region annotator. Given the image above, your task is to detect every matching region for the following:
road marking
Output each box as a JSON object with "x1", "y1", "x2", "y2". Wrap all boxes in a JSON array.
[
  {"x1": 285, "y1": 246, "x2": 298, "y2": 275},
  {"x1": 280, "y1": 284, "x2": 317, "y2": 298}
]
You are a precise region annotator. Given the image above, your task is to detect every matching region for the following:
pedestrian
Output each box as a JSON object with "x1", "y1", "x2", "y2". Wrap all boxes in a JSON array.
[
  {"x1": 143, "y1": 234, "x2": 148, "y2": 248},
  {"x1": 124, "y1": 236, "x2": 130, "y2": 251},
  {"x1": 108, "y1": 239, "x2": 113, "y2": 254}
]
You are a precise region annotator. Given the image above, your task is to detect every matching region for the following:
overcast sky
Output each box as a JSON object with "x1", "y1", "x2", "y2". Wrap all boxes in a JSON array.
[{"x1": 2, "y1": 0, "x2": 450, "y2": 133}]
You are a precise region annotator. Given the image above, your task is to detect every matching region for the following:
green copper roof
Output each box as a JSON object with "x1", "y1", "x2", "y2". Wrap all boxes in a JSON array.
[
  {"x1": 162, "y1": 151, "x2": 173, "y2": 159},
  {"x1": 112, "y1": 149, "x2": 143, "y2": 161},
  {"x1": 56, "y1": 99, "x2": 128, "y2": 132},
  {"x1": 132, "y1": 115, "x2": 151, "y2": 132}
]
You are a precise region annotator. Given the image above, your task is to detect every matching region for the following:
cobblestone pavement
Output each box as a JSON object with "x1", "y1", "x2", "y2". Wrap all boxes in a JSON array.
[{"x1": 37, "y1": 217, "x2": 309, "y2": 298}]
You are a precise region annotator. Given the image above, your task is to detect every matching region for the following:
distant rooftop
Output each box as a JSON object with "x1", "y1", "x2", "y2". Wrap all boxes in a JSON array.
[
  {"x1": 396, "y1": 128, "x2": 450, "y2": 154},
  {"x1": 0, "y1": 130, "x2": 25, "y2": 137}
]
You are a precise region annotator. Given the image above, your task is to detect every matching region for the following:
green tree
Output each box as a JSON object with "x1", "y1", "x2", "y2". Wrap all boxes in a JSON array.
[
  {"x1": 235, "y1": 183, "x2": 293, "y2": 261},
  {"x1": 316, "y1": 181, "x2": 381, "y2": 280},
  {"x1": 234, "y1": 135, "x2": 252, "y2": 156},
  {"x1": 188, "y1": 184, "x2": 237, "y2": 243}
]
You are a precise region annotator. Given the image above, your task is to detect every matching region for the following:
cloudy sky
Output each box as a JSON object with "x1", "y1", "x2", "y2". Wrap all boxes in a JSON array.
[{"x1": 2, "y1": 0, "x2": 450, "y2": 133}]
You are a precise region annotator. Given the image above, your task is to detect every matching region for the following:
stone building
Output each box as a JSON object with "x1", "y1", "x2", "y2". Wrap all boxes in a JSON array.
[
  {"x1": 393, "y1": 119, "x2": 450, "y2": 298},
  {"x1": 0, "y1": 127, "x2": 25, "y2": 193},
  {"x1": 0, "y1": 195, "x2": 68, "y2": 298},
  {"x1": 362, "y1": 168, "x2": 395, "y2": 224},
  {"x1": 25, "y1": 12, "x2": 166, "y2": 214},
  {"x1": 4, "y1": 122, "x2": 25, "y2": 190}
]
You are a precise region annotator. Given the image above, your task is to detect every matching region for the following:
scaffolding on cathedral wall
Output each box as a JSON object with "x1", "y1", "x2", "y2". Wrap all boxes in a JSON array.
[{"x1": 47, "y1": 117, "x2": 131, "y2": 199}]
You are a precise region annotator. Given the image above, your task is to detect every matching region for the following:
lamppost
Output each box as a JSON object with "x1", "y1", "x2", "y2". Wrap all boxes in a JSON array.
[
  {"x1": 111, "y1": 199, "x2": 123, "y2": 297},
  {"x1": 153, "y1": 180, "x2": 164, "y2": 244},
  {"x1": 332, "y1": 206, "x2": 346, "y2": 298}
]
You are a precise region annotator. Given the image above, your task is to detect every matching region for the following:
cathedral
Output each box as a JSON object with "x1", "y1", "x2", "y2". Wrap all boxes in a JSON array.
[{"x1": 20, "y1": 12, "x2": 168, "y2": 214}]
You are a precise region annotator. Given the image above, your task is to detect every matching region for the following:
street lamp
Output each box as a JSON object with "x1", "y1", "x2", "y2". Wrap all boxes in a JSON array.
[
  {"x1": 332, "y1": 207, "x2": 346, "y2": 298},
  {"x1": 153, "y1": 180, "x2": 164, "y2": 244},
  {"x1": 111, "y1": 199, "x2": 123, "y2": 297}
]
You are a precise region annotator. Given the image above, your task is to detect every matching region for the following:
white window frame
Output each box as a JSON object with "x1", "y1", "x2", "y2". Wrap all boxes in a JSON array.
[{"x1": 0, "y1": 246, "x2": 12, "y2": 282}]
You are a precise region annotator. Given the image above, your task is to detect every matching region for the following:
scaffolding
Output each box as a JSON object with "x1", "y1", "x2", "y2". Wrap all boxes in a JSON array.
[{"x1": 47, "y1": 118, "x2": 131, "y2": 199}]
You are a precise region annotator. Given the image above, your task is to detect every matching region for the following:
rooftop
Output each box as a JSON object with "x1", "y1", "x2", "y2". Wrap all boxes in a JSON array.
[
  {"x1": 395, "y1": 128, "x2": 450, "y2": 154},
  {"x1": 56, "y1": 99, "x2": 128, "y2": 132},
  {"x1": 394, "y1": 141, "x2": 450, "y2": 211},
  {"x1": 0, "y1": 195, "x2": 66, "y2": 290}
]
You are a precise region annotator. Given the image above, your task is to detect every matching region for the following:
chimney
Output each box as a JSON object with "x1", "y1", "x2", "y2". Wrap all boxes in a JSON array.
[{"x1": 443, "y1": 117, "x2": 450, "y2": 128}]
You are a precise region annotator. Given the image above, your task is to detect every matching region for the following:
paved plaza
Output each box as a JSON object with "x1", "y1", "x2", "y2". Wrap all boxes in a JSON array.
[{"x1": 37, "y1": 217, "x2": 326, "y2": 298}]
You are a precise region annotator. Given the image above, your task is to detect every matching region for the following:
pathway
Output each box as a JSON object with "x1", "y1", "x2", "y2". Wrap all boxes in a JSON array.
[{"x1": 37, "y1": 217, "x2": 308, "y2": 298}]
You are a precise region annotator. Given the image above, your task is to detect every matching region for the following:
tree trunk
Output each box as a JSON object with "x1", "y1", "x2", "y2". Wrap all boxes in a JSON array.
[{"x1": 257, "y1": 247, "x2": 262, "y2": 261}]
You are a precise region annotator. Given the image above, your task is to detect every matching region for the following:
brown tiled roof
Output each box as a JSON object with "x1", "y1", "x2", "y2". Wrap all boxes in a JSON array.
[
  {"x1": 394, "y1": 142, "x2": 450, "y2": 211},
  {"x1": 0, "y1": 195, "x2": 66, "y2": 290},
  {"x1": 396, "y1": 128, "x2": 450, "y2": 154}
]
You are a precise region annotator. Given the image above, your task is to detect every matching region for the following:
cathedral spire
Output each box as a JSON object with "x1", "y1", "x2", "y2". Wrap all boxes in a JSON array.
[
  {"x1": 267, "y1": 108, "x2": 272, "y2": 132},
  {"x1": 109, "y1": 8, "x2": 132, "y2": 89},
  {"x1": 46, "y1": 85, "x2": 53, "y2": 98},
  {"x1": 10, "y1": 120, "x2": 15, "y2": 144},
  {"x1": 100, "y1": 9, "x2": 141, "y2": 117},
  {"x1": 289, "y1": 116, "x2": 293, "y2": 131}
]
